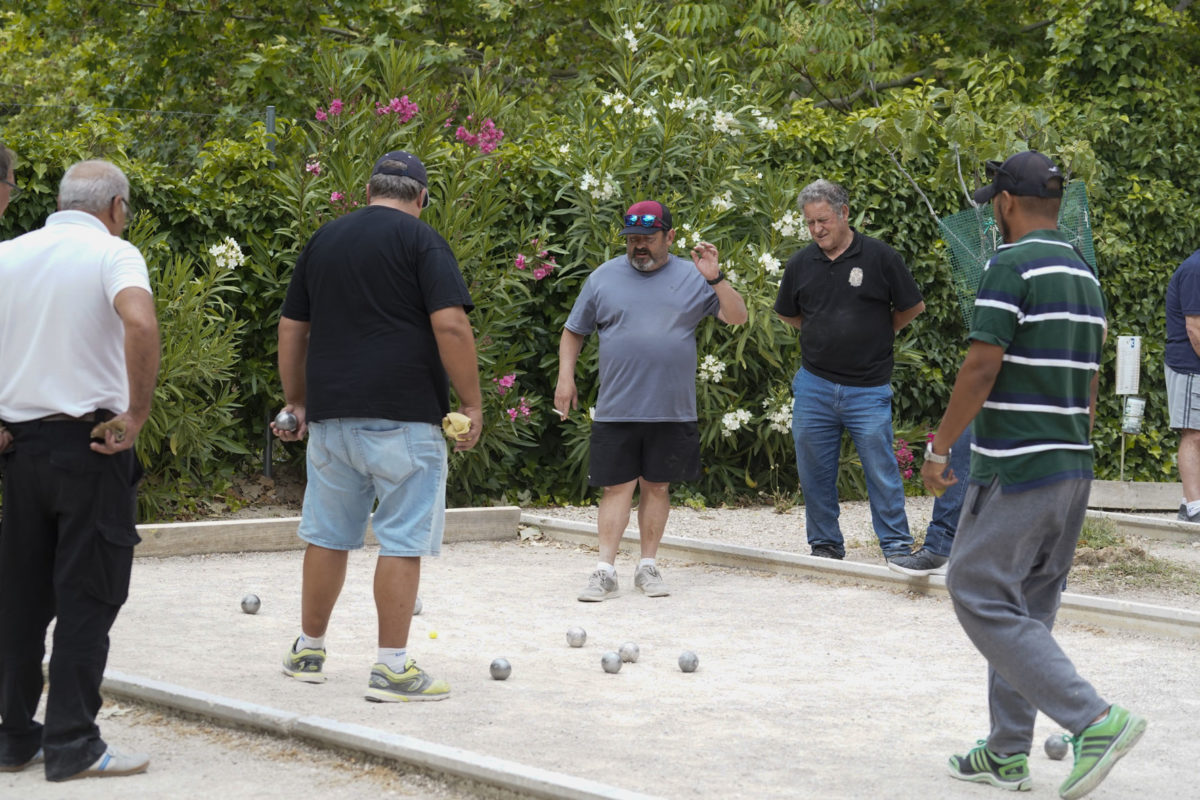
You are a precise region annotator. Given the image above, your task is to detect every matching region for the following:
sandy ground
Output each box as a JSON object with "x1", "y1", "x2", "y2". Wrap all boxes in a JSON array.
[{"x1": 3, "y1": 501, "x2": 1197, "y2": 800}]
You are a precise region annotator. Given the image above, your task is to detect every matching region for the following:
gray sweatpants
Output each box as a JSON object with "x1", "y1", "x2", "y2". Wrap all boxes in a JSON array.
[{"x1": 945, "y1": 476, "x2": 1109, "y2": 755}]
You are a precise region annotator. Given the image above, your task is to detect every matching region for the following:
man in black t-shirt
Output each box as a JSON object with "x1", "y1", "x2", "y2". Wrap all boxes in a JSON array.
[
  {"x1": 774, "y1": 179, "x2": 924, "y2": 566},
  {"x1": 273, "y1": 150, "x2": 482, "y2": 702}
]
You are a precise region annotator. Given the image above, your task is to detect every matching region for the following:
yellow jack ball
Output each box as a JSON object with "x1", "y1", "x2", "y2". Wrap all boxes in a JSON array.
[{"x1": 429, "y1": 631, "x2": 438, "y2": 639}]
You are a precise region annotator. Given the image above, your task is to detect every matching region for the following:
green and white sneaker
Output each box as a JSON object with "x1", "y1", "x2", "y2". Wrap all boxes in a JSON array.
[
  {"x1": 1058, "y1": 705, "x2": 1146, "y2": 800},
  {"x1": 365, "y1": 659, "x2": 450, "y2": 702},
  {"x1": 948, "y1": 740, "x2": 1032, "y2": 791},
  {"x1": 282, "y1": 637, "x2": 326, "y2": 683}
]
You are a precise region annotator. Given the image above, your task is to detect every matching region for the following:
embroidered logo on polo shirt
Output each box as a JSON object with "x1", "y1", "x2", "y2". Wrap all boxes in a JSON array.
[{"x1": 849, "y1": 267, "x2": 863, "y2": 287}]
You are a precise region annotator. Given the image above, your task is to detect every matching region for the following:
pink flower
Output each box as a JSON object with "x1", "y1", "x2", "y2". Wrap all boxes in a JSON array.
[
  {"x1": 498, "y1": 374, "x2": 516, "y2": 389},
  {"x1": 538, "y1": 250, "x2": 549, "y2": 258},
  {"x1": 305, "y1": 161, "x2": 321, "y2": 175},
  {"x1": 329, "y1": 99, "x2": 344, "y2": 116},
  {"x1": 533, "y1": 267, "x2": 548, "y2": 280},
  {"x1": 315, "y1": 108, "x2": 328, "y2": 121},
  {"x1": 514, "y1": 254, "x2": 527, "y2": 270},
  {"x1": 330, "y1": 191, "x2": 344, "y2": 203},
  {"x1": 903, "y1": 469, "x2": 913, "y2": 480},
  {"x1": 506, "y1": 408, "x2": 518, "y2": 420}
]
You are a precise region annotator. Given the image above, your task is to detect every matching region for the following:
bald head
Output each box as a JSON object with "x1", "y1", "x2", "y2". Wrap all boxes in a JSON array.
[{"x1": 59, "y1": 160, "x2": 130, "y2": 216}]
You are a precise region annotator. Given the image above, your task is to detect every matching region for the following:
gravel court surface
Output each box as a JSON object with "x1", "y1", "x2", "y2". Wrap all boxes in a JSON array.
[{"x1": 3, "y1": 500, "x2": 1196, "y2": 800}]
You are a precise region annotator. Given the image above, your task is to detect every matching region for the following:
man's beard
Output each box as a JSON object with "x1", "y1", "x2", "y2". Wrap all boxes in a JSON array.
[{"x1": 629, "y1": 251, "x2": 658, "y2": 272}]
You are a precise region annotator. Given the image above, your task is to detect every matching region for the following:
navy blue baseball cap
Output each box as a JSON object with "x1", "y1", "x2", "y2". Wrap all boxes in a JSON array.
[{"x1": 973, "y1": 150, "x2": 1064, "y2": 204}]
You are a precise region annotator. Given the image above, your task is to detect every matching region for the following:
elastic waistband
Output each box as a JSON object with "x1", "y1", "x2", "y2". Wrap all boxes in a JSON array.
[{"x1": 5, "y1": 409, "x2": 114, "y2": 426}]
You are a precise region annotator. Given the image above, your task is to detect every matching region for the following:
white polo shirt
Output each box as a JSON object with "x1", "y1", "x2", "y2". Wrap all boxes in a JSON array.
[{"x1": 0, "y1": 210, "x2": 152, "y2": 422}]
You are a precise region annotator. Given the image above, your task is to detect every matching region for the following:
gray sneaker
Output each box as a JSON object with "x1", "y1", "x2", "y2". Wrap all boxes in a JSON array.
[
  {"x1": 578, "y1": 568, "x2": 618, "y2": 602},
  {"x1": 634, "y1": 564, "x2": 670, "y2": 597},
  {"x1": 1179, "y1": 504, "x2": 1200, "y2": 523},
  {"x1": 888, "y1": 548, "x2": 949, "y2": 576}
]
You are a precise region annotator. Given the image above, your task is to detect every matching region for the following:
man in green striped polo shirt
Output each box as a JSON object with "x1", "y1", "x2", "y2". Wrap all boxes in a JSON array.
[{"x1": 921, "y1": 151, "x2": 1146, "y2": 799}]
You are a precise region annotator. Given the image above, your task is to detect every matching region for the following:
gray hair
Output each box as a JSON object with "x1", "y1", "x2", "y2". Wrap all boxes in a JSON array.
[
  {"x1": 59, "y1": 160, "x2": 130, "y2": 214},
  {"x1": 798, "y1": 179, "x2": 849, "y2": 217},
  {"x1": 368, "y1": 166, "x2": 425, "y2": 204},
  {"x1": 0, "y1": 144, "x2": 14, "y2": 178}
]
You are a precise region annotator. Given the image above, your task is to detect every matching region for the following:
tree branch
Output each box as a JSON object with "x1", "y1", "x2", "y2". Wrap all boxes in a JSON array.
[{"x1": 814, "y1": 69, "x2": 931, "y2": 109}]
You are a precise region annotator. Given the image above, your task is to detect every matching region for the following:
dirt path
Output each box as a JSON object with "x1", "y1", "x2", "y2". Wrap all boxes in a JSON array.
[{"x1": 3, "y1": 528, "x2": 1194, "y2": 799}]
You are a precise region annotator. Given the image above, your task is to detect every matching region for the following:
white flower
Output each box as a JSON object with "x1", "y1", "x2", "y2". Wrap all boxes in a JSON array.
[
  {"x1": 208, "y1": 236, "x2": 246, "y2": 270},
  {"x1": 588, "y1": 406, "x2": 596, "y2": 420},
  {"x1": 711, "y1": 190, "x2": 734, "y2": 212},
  {"x1": 698, "y1": 354, "x2": 726, "y2": 383},
  {"x1": 721, "y1": 408, "x2": 752, "y2": 437},
  {"x1": 725, "y1": 270, "x2": 738, "y2": 284},
  {"x1": 758, "y1": 251, "x2": 782, "y2": 274},
  {"x1": 639, "y1": 107, "x2": 655, "y2": 120},
  {"x1": 712, "y1": 110, "x2": 741, "y2": 136},
  {"x1": 558, "y1": 143, "x2": 570, "y2": 155},
  {"x1": 753, "y1": 111, "x2": 778, "y2": 131},
  {"x1": 772, "y1": 210, "x2": 802, "y2": 239},
  {"x1": 621, "y1": 25, "x2": 638, "y2": 52},
  {"x1": 763, "y1": 398, "x2": 793, "y2": 434}
]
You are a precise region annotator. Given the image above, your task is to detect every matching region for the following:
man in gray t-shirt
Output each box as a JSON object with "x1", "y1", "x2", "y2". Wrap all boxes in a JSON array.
[{"x1": 555, "y1": 200, "x2": 747, "y2": 602}]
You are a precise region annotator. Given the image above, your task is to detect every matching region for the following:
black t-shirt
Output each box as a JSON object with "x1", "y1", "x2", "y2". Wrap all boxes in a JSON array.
[
  {"x1": 774, "y1": 230, "x2": 922, "y2": 387},
  {"x1": 280, "y1": 205, "x2": 474, "y2": 424}
]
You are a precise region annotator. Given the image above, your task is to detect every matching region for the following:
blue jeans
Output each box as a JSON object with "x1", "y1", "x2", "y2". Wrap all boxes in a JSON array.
[
  {"x1": 924, "y1": 425, "x2": 973, "y2": 557},
  {"x1": 791, "y1": 368, "x2": 913, "y2": 557}
]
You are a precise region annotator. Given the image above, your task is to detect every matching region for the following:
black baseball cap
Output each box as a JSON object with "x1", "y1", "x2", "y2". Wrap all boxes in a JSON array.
[
  {"x1": 372, "y1": 150, "x2": 429, "y2": 207},
  {"x1": 973, "y1": 150, "x2": 1064, "y2": 204}
]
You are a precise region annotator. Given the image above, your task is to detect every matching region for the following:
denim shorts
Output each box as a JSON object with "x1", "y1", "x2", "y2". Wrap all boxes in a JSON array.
[{"x1": 298, "y1": 418, "x2": 446, "y2": 557}]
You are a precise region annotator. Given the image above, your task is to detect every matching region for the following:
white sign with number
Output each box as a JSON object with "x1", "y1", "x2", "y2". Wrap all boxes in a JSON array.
[{"x1": 1115, "y1": 335, "x2": 1141, "y2": 396}]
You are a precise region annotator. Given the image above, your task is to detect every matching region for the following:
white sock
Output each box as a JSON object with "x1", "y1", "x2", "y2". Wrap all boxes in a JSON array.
[
  {"x1": 596, "y1": 561, "x2": 616, "y2": 575},
  {"x1": 1187, "y1": 500, "x2": 1200, "y2": 516},
  {"x1": 296, "y1": 633, "x2": 325, "y2": 652},
  {"x1": 378, "y1": 647, "x2": 408, "y2": 671},
  {"x1": 639, "y1": 558, "x2": 656, "y2": 569}
]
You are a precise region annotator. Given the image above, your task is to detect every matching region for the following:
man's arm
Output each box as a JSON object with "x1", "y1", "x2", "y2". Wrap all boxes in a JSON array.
[
  {"x1": 431, "y1": 305, "x2": 483, "y2": 452},
  {"x1": 1185, "y1": 315, "x2": 1200, "y2": 357},
  {"x1": 274, "y1": 316, "x2": 310, "y2": 441},
  {"x1": 92, "y1": 286, "x2": 160, "y2": 455},
  {"x1": 893, "y1": 300, "x2": 925, "y2": 332},
  {"x1": 920, "y1": 340, "x2": 1004, "y2": 495},
  {"x1": 689, "y1": 242, "x2": 747, "y2": 325},
  {"x1": 555, "y1": 328, "x2": 586, "y2": 419},
  {"x1": 776, "y1": 313, "x2": 804, "y2": 332}
]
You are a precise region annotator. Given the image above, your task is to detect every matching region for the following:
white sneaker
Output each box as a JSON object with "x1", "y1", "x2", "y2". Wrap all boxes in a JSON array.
[
  {"x1": 577, "y1": 569, "x2": 618, "y2": 602},
  {"x1": 67, "y1": 747, "x2": 150, "y2": 779}
]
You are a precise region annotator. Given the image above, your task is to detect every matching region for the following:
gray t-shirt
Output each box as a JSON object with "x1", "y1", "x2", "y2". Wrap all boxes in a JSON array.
[{"x1": 565, "y1": 254, "x2": 720, "y2": 422}]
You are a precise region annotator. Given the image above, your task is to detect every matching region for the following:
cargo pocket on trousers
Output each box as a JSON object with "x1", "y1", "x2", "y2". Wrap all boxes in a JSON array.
[{"x1": 89, "y1": 453, "x2": 144, "y2": 606}]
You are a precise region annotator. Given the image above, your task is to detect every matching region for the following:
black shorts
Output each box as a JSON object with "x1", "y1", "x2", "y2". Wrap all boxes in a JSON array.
[{"x1": 588, "y1": 421, "x2": 702, "y2": 487}]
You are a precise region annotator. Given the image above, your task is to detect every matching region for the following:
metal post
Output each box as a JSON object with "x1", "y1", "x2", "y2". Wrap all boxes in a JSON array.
[{"x1": 264, "y1": 104, "x2": 277, "y2": 478}]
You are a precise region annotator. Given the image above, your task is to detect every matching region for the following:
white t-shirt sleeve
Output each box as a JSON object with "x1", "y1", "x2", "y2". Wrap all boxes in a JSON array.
[{"x1": 102, "y1": 238, "x2": 152, "y2": 305}]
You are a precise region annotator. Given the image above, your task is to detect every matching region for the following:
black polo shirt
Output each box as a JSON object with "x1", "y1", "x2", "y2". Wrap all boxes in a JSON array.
[
  {"x1": 281, "y1": 205, "x2": 474, "y2": 424},
  {"x1": 774, "y1": 230, "x2": 922, "y2": 387}
]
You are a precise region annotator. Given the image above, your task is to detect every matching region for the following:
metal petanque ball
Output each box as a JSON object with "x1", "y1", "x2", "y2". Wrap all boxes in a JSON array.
[
  {"x1": 678, "y1": 651, "x2": 699, "y2": 673},
  {"x1": 273, "y1": 410, "x2": 298, "y2": 431},
  {"x1": 1044, "y1": 733, "x2": 1069, "y2": 760},
  {"x1": 240, "y1": 594, "x2": 261, "y2": 615},
  {"x1": 413, "y1": 595, "x2": 423, "y2": 616},
  {"x1": 490, "y1": 658, "x2": 512, "y2": 681},
  {"x1": 601, "y1": 651, "x2": 622, "y2": 674},
  {"x1": 566, "y1": 626, "x2": 587, "y2": 648},
  {"x1": 619, "y1": 642, "x2": 640, "y2": 663}
]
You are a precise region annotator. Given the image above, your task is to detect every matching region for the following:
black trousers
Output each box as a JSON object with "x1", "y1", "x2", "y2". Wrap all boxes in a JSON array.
[{"x1": 0, "y1": 420, "x2": 142, "y2": 781}]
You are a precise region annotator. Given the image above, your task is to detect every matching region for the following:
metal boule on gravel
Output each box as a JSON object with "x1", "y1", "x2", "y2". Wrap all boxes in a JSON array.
[
  {"x1": 241, "y1": 594, "x2": 261, "y2": 614},
  {"x1": 273, "y1": 410, "x2": 298, "y2": 431},
  {"x1": 678, "y1": 651, "x2": 699, "y2": 673},
  {"x1": 619, "y1": 642, "x2": 640, "y2": 663},
  {"x1": 1044, "y1": 733, "x2": 1069, "y2": 760},
  {"x1": 566, "y1": 626, "x2": 586, "y2": 647},
  {"x1": 490, "y1": 658, "x2": 511, "y2": 680},
  {"x1": 413, "y1": 595, "x2": 423, "y2": 616},
  {"x1": 601, "y1": 651, "x2": 622, "y2": 673}
]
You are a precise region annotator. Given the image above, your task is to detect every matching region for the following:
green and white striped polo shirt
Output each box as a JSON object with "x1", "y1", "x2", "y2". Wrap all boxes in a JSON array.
[{"x1": 969, "y1": 228, "x2": 1107, "y2": 492}]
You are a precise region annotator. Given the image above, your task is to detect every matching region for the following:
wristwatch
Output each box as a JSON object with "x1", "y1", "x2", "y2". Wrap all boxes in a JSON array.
[
  {"x1": 706, "y1": 271, "x2": 724, "y2": 285},
  {"x1": 924, "y1": 441, "x2": 951, "y2": 464}
]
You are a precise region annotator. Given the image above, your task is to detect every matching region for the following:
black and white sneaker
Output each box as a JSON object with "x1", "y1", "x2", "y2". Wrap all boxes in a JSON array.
[{"x1": 888, "y1": 547, "x2": 949, "y2": 576}]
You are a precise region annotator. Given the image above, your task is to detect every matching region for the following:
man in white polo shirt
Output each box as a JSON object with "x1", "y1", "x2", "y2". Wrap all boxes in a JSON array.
[{"x1": 0, "y1": 160, "x2": 160, "y2": 782}]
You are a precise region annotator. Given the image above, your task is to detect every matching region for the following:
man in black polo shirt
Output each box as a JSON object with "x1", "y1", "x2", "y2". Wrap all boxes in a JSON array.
[{"x1": 774, "y1": 179, "x2": 925, "y2": 566}]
